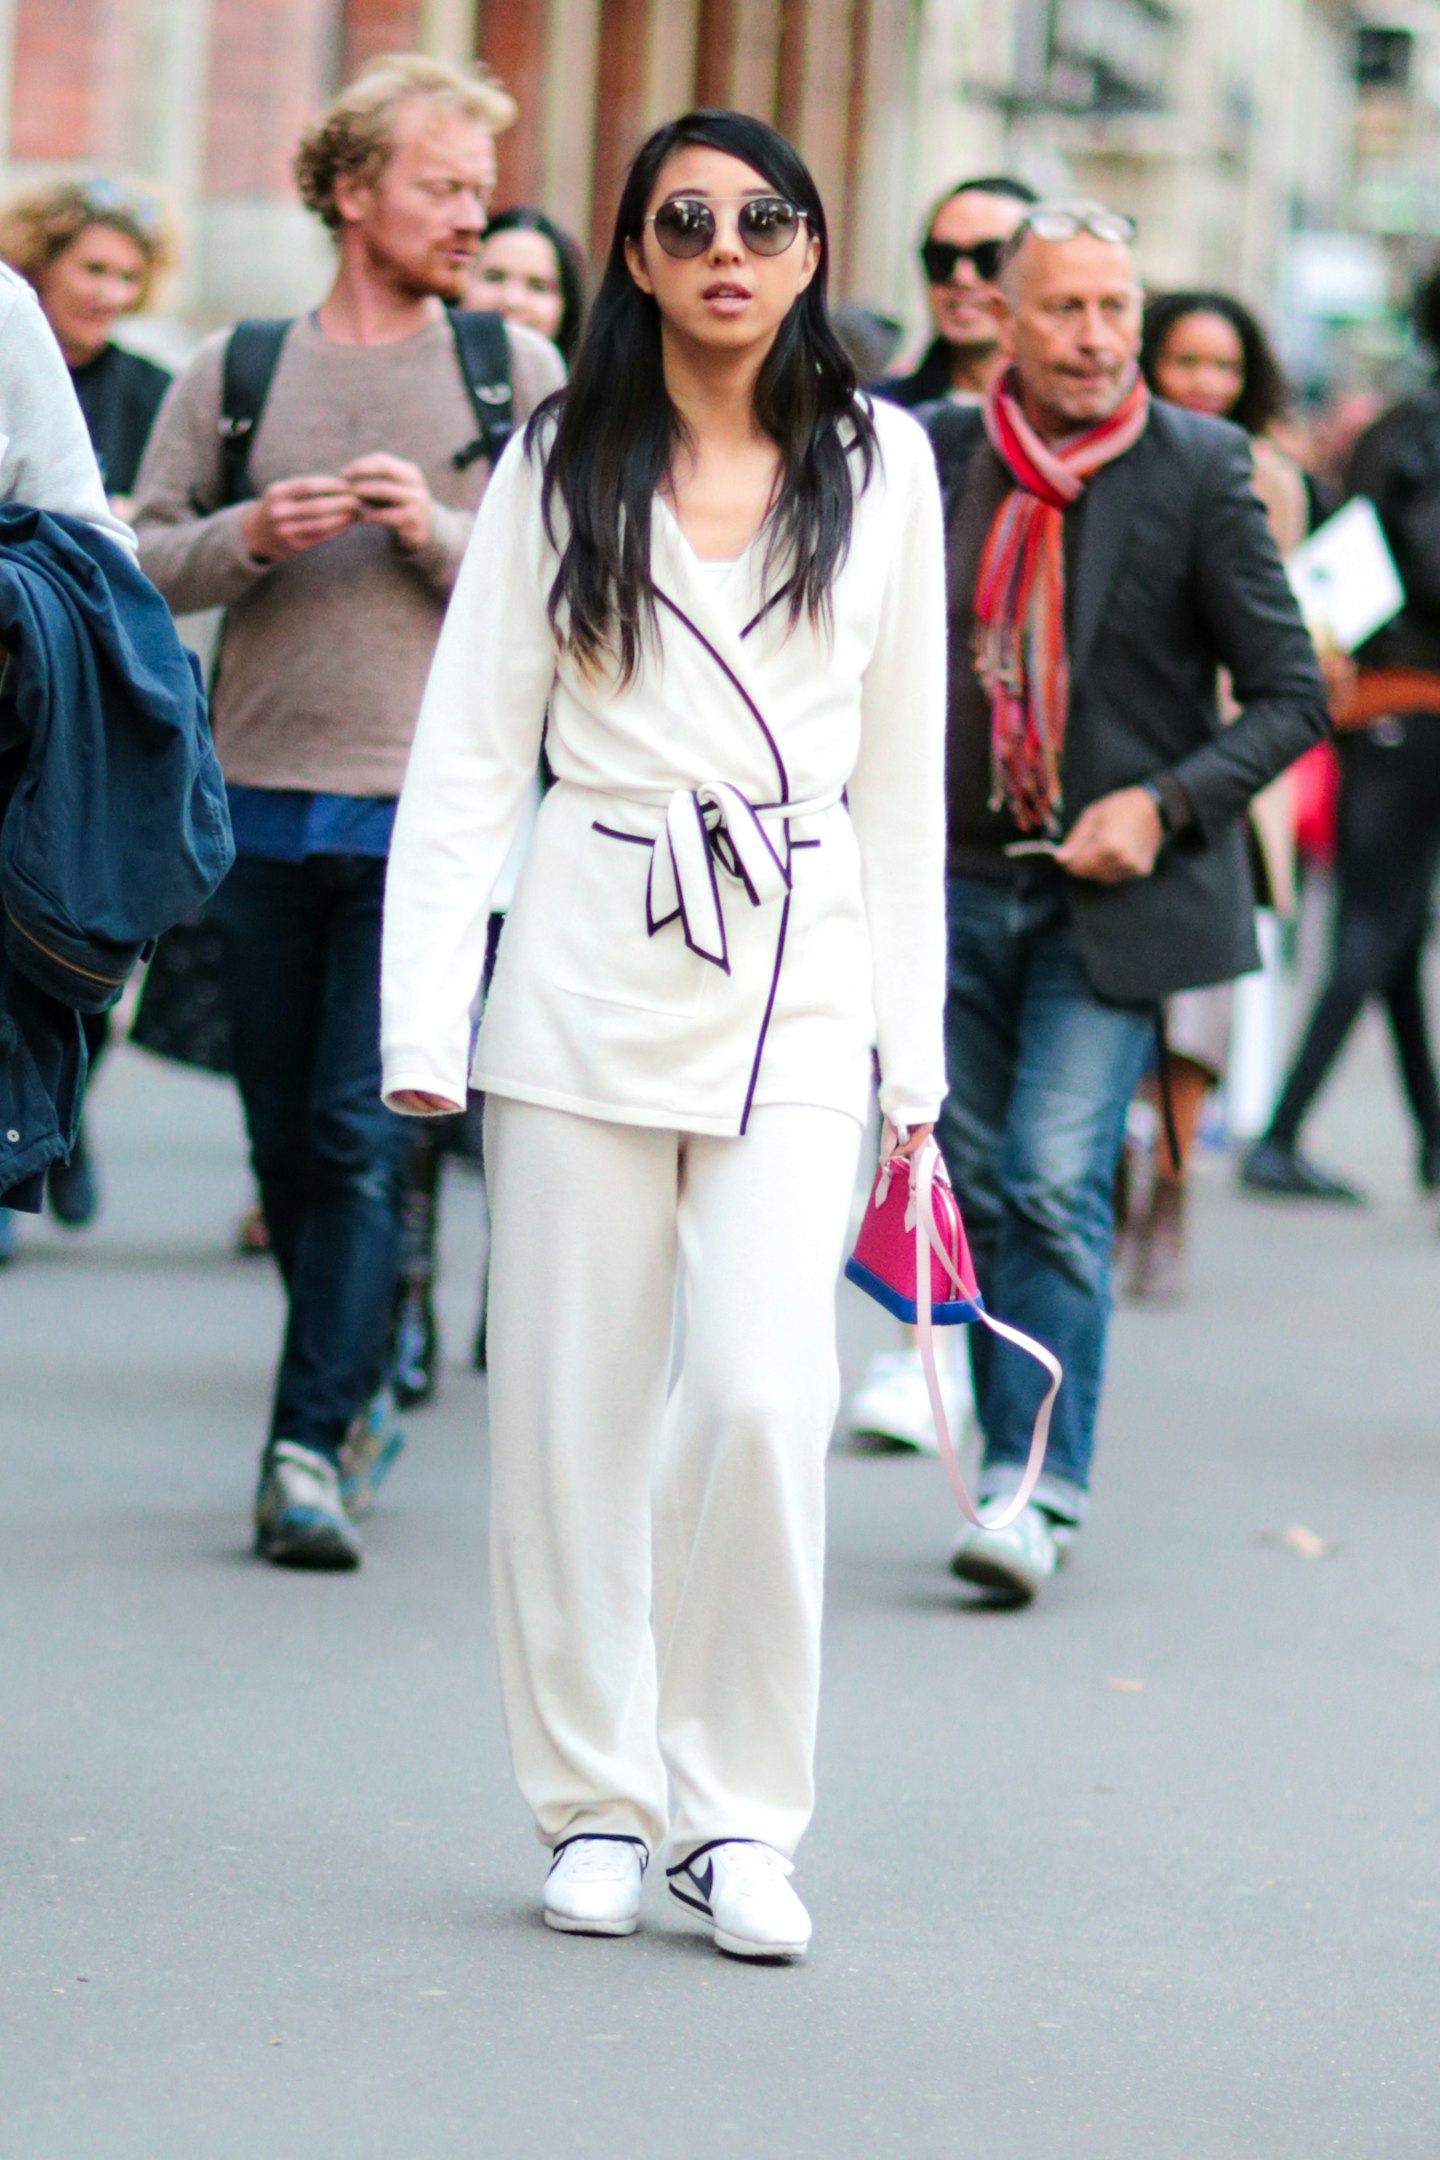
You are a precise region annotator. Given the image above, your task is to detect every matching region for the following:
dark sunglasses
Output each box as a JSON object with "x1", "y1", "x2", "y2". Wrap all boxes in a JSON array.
[
  {"x1": 645, "y1": 195, "x2": 807, "y2": 260},
  {"x1": 920, "y1": 236, "x2": 1006, "y2": 286}
]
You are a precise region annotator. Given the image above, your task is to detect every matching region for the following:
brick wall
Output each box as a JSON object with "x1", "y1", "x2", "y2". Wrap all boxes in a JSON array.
[
  {"x1": 9, "y1": 0, "x2": 141, "y2": 165},
  {"x1": 476, "y1": 0, "x2": 547, "y2": 206},
  {"x1": 342, "y1": 0, "x2": 424, "y2": 78},
  {"x1": 202, "y1": 0, "x2": 338, "y2": 199}
]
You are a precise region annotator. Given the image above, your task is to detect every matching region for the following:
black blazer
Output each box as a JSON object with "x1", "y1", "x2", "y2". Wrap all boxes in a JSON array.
[
  {"x1": 868, "y1": 339, "x2": 955, "y2": 411},
  {"x1": 923, "y1": 397, "x2": 1330, "y2": 1004}
]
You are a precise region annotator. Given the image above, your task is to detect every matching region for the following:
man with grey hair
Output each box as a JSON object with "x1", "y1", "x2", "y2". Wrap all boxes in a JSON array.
[
  {"x1": 135, "y1": 55, "x2": 564, "y2": 1570},
  {"x1": 922, "y1": 204, "x2": 1328, "y2": 1603}
]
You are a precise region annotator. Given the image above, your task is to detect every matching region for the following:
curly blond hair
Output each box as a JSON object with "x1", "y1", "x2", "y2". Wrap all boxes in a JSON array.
[
  {"x1": 0, "y1": 176, "x2": 176, "y2": 309},
  {"x1": 294, "y1": 52, "x2": 517, "y2": 233}
]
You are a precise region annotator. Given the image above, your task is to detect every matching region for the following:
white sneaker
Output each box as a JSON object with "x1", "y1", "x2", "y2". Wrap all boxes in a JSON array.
[
  {"x1": 253, "y1": 1442, "x2": 361, "y2": 1571},
  {"x1": 848, "y1": 1345, "x2": 972, "y2": 1454},
  {"x1": 667, "y1": 1841, "x2": 811, "y2": 1961},
  {"x1": 543, "y1": 1836, "x2": 647, "y2": 1937},
  {"x1": 949, "y1": 1502, "x2": 1058, "y2": 1606}
]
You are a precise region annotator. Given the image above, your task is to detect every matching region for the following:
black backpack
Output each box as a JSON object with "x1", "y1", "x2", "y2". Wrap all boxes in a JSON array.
[{"x1": 213, "y1": 307, "x2": 514, "y2": 507}]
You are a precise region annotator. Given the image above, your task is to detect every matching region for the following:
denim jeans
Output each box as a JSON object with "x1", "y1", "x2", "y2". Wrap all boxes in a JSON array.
[
  {"x1": 936, "y1": 869, "x2": 1153, "y2": 1524},
  {"x1": 213, "y1": 853, "x2": 407, "y2": 1459}
]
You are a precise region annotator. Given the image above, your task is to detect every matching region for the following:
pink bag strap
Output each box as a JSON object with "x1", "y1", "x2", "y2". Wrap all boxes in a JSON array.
[{"x1": 896, "y1": 1130, "x2": 1063, "y2": 1532}]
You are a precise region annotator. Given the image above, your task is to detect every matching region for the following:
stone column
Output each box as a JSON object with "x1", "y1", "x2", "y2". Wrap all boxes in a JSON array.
[
  {"x1": 588, "y1": 0, "x2": 650, "y2": 255},
  {"x1": 0, "y1": 0, "x2": 17, "y2": 168},
  {"x1": 419, "y1": 0, "x2": 477, "y2": 60},
  {"x1": 540, "y1": 0, "x2": 600, "y2": 242}
]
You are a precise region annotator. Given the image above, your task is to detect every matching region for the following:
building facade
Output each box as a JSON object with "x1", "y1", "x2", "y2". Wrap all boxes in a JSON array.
[{"x1": 1, "y1": 0, "x2": 1438, "y2": 372}]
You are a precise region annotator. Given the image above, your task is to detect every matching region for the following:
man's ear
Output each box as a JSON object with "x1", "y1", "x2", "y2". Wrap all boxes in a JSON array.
[
  {"x1": 624, "y1": 234, "x2": 654, "y2": 297},
  {"x1": 332, "y1": 170, "x2": 371, "y2": 228},
  {"x1": 995, "y1": 295, "x2": 1017, "y2": 358}
]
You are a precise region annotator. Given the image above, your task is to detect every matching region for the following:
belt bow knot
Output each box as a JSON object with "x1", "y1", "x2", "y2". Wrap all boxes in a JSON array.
[{"x1": 646, "y1": 784, "x2": 791, "y2": 973}]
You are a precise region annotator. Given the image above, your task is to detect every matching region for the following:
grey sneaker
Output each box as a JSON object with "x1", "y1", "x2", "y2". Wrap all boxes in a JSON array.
[
  {"x1": 254, "y1": 1442, "x2": 361, "y2": 1571},
  {"x1": 949, "y1": 1502, "x2": 1058, "y2": 1606}
]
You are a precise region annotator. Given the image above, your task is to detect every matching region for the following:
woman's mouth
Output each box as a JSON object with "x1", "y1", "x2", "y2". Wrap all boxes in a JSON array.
[{"x1": 702, "y1": 283, "x2": 751, "y2": 310}]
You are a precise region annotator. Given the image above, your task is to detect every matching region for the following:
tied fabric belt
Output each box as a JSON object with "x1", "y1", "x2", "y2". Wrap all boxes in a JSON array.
[{"x1": 593, "y1": 783, "x2": 843, "y2": 974}]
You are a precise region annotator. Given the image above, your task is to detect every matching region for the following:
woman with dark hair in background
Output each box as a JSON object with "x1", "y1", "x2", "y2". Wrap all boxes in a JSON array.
[
  {"x1": 0, "y1": 176, "x2": 178, "y2": 1240},
  {"x1": 874, "y1": 174, "x2": 1036, "y2": 408},
  {"x1": 469, "y1": 205, "x2": 586, "y2": 364},
  {"x1": 381, "y1": 110, "x2": 946, "y2": 1957},
  {"x1": 1243, "y1": 265, "x2": 1440, "y2": 1205},
  {"x1": 1123, "y1": 289, "x2": 1308, "y2": 1295}
]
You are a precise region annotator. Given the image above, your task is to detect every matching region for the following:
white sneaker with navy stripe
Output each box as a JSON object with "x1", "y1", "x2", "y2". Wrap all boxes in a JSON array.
[
  {"x1": 543, "y1": 1836, "x2": 647, "y2": 1936},
  {"x1": 667, "y1": 1841, "x2": 811, "y2": 1960}
]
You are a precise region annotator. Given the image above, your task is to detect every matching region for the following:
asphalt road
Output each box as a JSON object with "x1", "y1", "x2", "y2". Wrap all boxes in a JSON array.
[{"x1": 2, "y1": 995, "x2": 1437, "y2": 2159}]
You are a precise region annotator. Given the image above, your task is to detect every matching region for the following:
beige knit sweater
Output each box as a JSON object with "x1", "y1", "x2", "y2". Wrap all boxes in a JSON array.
[{"x1": 133, "y1": 311, "x2": 564, "y2": 796}]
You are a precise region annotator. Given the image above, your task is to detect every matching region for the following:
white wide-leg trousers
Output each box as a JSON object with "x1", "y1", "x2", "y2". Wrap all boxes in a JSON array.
[{"x1": 483, "y1": 1096, "x2": 862, "y2": 1861}]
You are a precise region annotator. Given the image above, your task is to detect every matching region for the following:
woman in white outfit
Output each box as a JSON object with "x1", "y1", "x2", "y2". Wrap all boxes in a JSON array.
[{"x1": 381, "y1": 111, "x2": 947, "y2": 1960}]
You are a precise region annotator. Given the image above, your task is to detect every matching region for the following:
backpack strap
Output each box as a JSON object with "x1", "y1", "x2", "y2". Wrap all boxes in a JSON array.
[
  {"x1": 215, "y1": 315, "x2": 293, "y2": 505},
  {"x1": 216, "y1": 318, "x2": 294, "y2": 507},
  {"x1": 447, "y1": 308, "x2": 514, "y2": 473},
  {"x1": 210, "y1": 310, "x2": 510, "y2": 509}
]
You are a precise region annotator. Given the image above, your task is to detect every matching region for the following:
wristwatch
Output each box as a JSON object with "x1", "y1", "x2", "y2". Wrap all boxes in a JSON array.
[{"x1": 1140, "y1": 778, "x2": 1172, "y2": 837}]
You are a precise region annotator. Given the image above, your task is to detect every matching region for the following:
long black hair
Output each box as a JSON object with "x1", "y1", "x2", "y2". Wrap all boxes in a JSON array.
[
  {"x1": 481, "y1": 204, "x2": 587, "y2": 364},
  {"x1": 527, "y1": 109, "x2": 876, "y2": 683},
  {"x1": 1141, "y1": 289, "x2": 1290, "y2": 437}
]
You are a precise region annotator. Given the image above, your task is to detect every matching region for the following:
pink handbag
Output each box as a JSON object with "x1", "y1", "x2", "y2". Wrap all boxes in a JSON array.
[{"x1": 845, "y1": 1130, "x2": 1062, "y2": 1530}]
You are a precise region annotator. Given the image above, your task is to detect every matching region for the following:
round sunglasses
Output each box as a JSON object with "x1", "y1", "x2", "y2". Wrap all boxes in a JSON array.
[
  {"x1": 920, "y1": 237, "x2": 1007, "y2": 286},
  {"x1": 645, "y1": 195, "x2": 807, "y2": 261}
]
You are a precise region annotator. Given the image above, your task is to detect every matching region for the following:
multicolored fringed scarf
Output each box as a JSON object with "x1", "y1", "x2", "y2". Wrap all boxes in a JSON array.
[{"x1": 974, "y1": 365, "x2": 1150, "y2": 831}]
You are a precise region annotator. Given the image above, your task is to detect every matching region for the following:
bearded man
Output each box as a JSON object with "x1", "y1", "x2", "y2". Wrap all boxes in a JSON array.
[{"x1": 134, "y1": 54, "x2": 563, "y2": 1569}]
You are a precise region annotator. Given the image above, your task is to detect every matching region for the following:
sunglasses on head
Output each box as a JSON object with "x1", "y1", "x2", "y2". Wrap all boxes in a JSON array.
[
  {"x1": 920, "y1": 236, "x2": 1007, "y2": 286},
  {"x1": 1011, "y1": 204, "x2": 1137, "y2": 250},
  {"x1": 80, "y1": 177, "x2": 163, "y2": 235},
  {"x1": 645, "y1": 194, "x2": 807, "y2": 260}
]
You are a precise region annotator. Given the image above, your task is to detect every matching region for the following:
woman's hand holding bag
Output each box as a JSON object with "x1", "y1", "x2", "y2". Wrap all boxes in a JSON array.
[{"x1": 845, "y1": 1125, "x2": 1062, "y2": 1529}]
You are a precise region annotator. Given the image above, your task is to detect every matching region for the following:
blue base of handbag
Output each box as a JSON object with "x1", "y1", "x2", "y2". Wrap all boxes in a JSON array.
[{"x1": 844, "y1": 1256, "x2": 985, "y2": 1328}]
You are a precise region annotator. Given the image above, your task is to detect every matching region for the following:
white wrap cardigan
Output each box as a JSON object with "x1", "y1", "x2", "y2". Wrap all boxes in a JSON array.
[{"x1": 381, "y1": 396, "x2": 948, "y2": 1138}]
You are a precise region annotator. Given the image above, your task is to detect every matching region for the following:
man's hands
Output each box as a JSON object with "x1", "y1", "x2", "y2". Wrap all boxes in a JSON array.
[
  {"x1": 343, "y1": 453, "x2": 434, "y2": 551},
  {"x1": 240, "y1": 456, "x2": 435, "y2": 564},
  {"x1": 242, "y1": 475, "x2": 361, "y2": 562},
  {"x1": 1055, "y1": 785, "x2": 1164, "y2": 884}
]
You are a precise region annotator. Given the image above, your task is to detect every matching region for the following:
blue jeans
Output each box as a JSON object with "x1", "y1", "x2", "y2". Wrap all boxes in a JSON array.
[
  {"x1": 213, "y1": 854, "x2": 407, "y2": 1459},
  {"x1": 936, "y1": 870, "x2": 1152, "y2": 1524}
]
